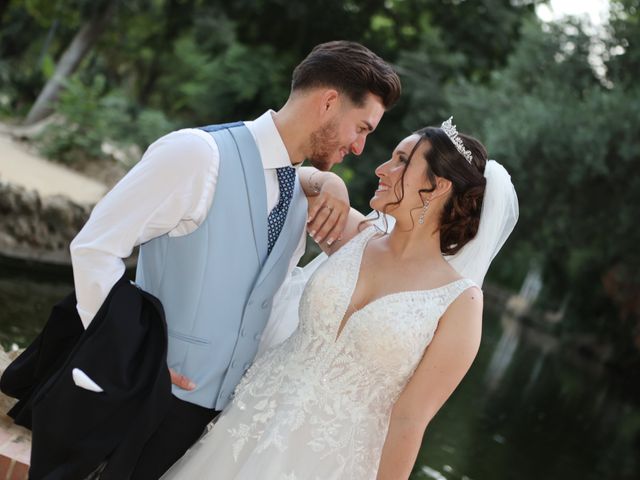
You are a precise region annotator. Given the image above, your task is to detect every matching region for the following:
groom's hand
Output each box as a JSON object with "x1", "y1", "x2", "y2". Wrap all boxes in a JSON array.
[
  {"x1": 169, "y1": 368, "x2": 196, "y2": 390},
  {"x1": 307, "y1": 173, "x2": 350, "y2": 246}
]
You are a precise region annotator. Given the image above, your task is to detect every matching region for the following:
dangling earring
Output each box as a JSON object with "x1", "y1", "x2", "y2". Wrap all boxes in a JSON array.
[{"x1": 418, "y1": 200, "x2": 430, "y2": 225}]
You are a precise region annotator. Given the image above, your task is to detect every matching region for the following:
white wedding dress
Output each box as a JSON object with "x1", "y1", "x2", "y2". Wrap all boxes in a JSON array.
[{"x1": 162, "y1": 226, "x2": 476, "y2": 480}]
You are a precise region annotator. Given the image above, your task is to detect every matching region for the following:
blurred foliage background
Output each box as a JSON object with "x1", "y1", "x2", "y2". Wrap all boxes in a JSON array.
[{"x1": 1, "y1": 0, "x2": 639, "y2": 380}]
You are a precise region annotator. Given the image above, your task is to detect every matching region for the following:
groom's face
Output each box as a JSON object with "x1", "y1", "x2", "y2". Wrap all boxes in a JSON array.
[{"x1": 308, "y1": 93, "x2": 385, "y2": 171}]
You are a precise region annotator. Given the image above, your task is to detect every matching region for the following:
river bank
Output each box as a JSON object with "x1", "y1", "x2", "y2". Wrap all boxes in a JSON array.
[
  {"x1": 0, "y1": 132, "x2": 107, "y2": 204},
  {"x1": 0, "y1": 125, "x2": 120, "y2": 265},
  {"x1": 0, "y1": 182, "x2": 91, "y2": 263}
]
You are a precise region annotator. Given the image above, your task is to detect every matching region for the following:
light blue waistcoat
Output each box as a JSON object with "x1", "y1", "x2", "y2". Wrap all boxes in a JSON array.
[{"x1": 135, "y1": 124, "x2": 307, "y2": 410}]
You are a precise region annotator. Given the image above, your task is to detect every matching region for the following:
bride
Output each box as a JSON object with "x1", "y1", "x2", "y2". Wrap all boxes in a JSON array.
[{"x1": 161, "y1": 117, "x2": 518, "y2": 479}]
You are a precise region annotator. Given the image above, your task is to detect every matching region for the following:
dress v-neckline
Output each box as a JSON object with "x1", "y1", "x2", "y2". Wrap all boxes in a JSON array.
[{"x1": 333, "y1": 227, "x2": 468, "y2": 343}]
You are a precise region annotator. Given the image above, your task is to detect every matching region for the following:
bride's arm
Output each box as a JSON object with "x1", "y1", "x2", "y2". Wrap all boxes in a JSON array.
[
  {"x1": 376, "y1": 287, "x2": 484, "y2": 480},
  {"x1": 299, "y1": 167, "x2": 367, "y2": 255}
]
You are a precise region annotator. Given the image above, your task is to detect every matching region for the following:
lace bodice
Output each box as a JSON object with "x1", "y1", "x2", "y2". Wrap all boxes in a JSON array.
[{"x1": 223, "y1": 226, "x2": 476, "y2": 478}]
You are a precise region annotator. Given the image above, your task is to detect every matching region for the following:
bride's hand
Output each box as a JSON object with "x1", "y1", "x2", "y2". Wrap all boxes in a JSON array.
[
  {"x1": 169, "y1": 368, "x2": 196, "y2": 390},
  {"x1": 306, "y1": 174, "x2": 350, "y2": 246}
]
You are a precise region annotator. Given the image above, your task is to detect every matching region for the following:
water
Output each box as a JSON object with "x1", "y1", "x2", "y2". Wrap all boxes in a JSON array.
[
  {"x1": 1, "y1": 268, "x2": 639, "y2": 479},
  {"x1": 0, "y1": 265, "x2": 74, "y2": 348},
  {"x1": 411, "y1": 307, "x2": 640, "y2": 480}
]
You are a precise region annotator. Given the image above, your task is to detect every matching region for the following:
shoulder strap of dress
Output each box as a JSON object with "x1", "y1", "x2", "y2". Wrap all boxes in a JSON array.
[
  {"x1": 347, "y1": 223, "x2": 379, "y2": 248},
  {"x1": 440, "y1": 278, "x2": 479, "y2": 312}
]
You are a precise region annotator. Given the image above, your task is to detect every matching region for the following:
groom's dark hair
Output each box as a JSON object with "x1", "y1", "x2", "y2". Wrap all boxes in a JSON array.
[{"x1": 291, "y1": 41, "x2": 401, "y2": 110}]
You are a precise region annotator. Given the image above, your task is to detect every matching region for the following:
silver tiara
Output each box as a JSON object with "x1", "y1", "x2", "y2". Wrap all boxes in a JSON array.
[{"x1": 441, "y1": 116, "x2": 473, "y2": 164}]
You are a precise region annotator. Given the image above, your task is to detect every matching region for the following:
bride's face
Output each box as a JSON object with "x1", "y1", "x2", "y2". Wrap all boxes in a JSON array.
[{"x1": 369, "y1": 134, "x2": 431, "y2": 217}]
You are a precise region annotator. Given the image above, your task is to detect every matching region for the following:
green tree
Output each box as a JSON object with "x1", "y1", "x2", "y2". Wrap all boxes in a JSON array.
[
  {"x1": 25, "y1": 0, "x2": 119, "y2": 124},
  {"x1": 607, "y1": 0, "x2": 640, "y2": 88},
  {"x1": 446, "y1": 17, "x2": 640, "y2": 372}
]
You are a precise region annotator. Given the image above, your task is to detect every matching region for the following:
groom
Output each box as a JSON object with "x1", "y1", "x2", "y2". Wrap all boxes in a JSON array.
[{"x1": 70, "y1": 41, "x2": 400, "y2": 479}]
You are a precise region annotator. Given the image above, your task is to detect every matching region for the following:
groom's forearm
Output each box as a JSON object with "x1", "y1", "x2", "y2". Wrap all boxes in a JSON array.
[
  {"x1": 299, "y1": 167, "x2": 351, "y2": 245},
  {"x1": 298, "y1": 166, "x2": 343, "y2": 197}
]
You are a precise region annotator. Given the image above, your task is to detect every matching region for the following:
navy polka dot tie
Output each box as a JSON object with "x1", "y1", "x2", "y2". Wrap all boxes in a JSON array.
[{"x1": 267, "y1": 166, "x2": 296, "y2": 254}]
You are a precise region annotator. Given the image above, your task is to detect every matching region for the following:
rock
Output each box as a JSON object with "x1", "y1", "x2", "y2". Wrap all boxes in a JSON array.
[
  {"x1": 16, "y1": 189, "x2": 41, "y2": 216},
  {"x1": 0, "y1": 185, "x2": 18, "y2": 213},
  {"x1": 42, "y1": 195, "x2": 75, "y2": 232},
  {"x1": 0, "y1": 232, "x2": 16, "y2": 248},
  {"x1": 7, "y1": 217, "x2": 33, "y2": 242},
  {"x1": 0, "y1": 182, "x2": 90, "y2": 258}
]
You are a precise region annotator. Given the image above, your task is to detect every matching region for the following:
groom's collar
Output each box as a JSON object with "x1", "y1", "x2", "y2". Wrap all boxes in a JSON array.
[{"x1": 245, "y1": 110, "x2": 297, "y2": 170}]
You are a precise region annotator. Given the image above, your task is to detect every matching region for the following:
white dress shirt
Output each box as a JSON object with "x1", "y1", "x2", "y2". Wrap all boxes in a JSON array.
[{"x1": 70, "y1": 111, "x2": 306, "y2": 328}]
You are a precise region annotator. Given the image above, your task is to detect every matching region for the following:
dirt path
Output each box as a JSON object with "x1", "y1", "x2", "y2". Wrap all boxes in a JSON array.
[{"x1": 0, "y1": 133, "x2": 107, "y2": 205}]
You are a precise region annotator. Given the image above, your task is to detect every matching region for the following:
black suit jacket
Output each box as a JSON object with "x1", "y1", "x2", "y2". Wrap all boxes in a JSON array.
[{"x1": 0, "y1": 275, "x2": 172, "y2": 480}]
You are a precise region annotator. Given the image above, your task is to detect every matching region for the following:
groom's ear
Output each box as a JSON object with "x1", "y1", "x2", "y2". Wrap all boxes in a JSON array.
[{"x1": 319, "y1": 89, "x2": 340, "y2": 114}]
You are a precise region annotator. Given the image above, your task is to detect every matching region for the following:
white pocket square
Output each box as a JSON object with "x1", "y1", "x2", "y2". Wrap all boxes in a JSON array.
[{"x1": 72, "y1": 368, "x2": 104, "y2": 393}]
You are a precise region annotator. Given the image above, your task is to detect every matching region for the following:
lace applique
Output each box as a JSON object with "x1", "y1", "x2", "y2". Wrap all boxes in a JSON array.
[{"x1": 228, "y1": 226, "x2": 476, "y2": 478}]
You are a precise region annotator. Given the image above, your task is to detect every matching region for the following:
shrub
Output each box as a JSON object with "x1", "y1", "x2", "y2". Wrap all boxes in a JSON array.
[{"x1": 37, "y1": 74, "x2": 175, "y2": 166}]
